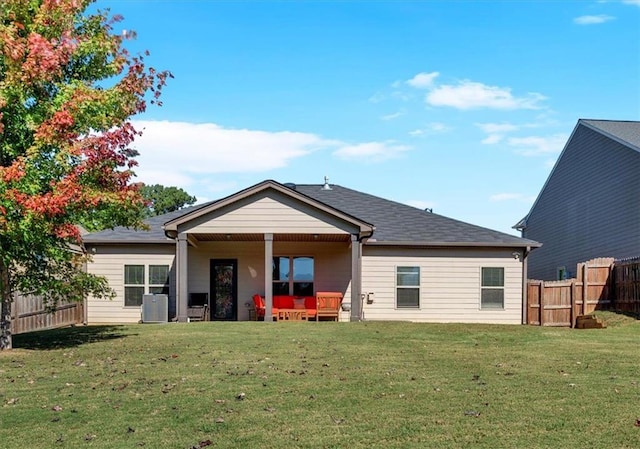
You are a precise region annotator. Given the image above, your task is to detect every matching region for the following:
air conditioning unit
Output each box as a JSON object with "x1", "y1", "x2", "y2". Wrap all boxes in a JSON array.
[{"x1": 141, "y1": 294, "x2": 168, "y2": 323}]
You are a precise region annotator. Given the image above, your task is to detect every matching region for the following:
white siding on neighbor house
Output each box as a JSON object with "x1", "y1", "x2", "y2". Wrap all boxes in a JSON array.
[
  {"x1": 360, "y1": 247, "x2": 523, "y2": 324},
  {"x1": 86, "y1": 245, "x2": 176, "y2": 324},
  {"x1": 181, "y1": 191, "x2": 356, "y2": 235},
  {"x1": 188, "y1": 241, "x2": 352, "y2": 320}
]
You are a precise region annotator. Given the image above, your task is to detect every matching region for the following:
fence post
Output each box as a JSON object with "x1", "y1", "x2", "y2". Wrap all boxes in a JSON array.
[
  {"x1": 570, "y1": 280, "x2": 576, "y2": 328},
  {"x1": 539, "y1": 281, "x2": 544, "y2": 326},
  {"x1": 582, "y1": 263, "x2": 588, "y2": 315},
  {"x1": 609, "y1": 261, "x2": 616, "y2": 311}
]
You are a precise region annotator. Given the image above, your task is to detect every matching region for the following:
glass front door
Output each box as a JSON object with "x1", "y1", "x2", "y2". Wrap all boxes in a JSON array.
[{"x1": 210, "y1": 259, "x2": 238, "y2": 321}]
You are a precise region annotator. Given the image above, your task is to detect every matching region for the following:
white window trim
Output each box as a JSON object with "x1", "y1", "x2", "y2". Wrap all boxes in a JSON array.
[
  {"x1": 123, "y1": 264, "x2": 170, "y2": 308},
  {"x1": 395, "y1": 265, "x2": 421, "y2": 310},
  {"x1": 479, "y1": 266, "x2": 505, "y2": 311}
]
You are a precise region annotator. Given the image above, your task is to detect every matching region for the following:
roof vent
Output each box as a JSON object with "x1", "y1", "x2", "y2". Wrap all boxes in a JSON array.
[
  {"x1": 283, "y1": 182, "x2": 296, "y2": 190},
  {"x1": 321, "y1": 175, "x2": 332, "y2": 190},
  {"x1": 424, "y1": 208, "x2": 433, "y2": 213}
]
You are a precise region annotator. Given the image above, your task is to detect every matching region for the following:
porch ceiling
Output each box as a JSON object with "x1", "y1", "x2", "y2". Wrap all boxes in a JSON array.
[{"x1": 190, "y1": 233, "x2": 351, "y2": 243}]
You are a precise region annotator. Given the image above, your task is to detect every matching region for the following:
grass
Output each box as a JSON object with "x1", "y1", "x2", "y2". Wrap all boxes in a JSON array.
[{"x1": 1, "y1": 312, "x2": 639, "y2": 448}]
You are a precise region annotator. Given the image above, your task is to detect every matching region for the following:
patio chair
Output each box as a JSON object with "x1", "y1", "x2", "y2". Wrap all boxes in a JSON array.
[
  {"x1": 187, "y1": 305, "x2": 209, "y2": 322},
  {"x1": 315, "y1": 292, "x2": 343, "y2": 322}
]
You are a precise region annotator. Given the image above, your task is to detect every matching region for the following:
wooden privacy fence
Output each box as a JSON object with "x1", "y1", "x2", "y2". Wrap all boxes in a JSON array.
[
  {"x1": 11, "y1": 293, "x2": 85, "y2": 335},
  {"x1": 613, "y1": 258, "x2": 640, "y2": 316},
  {"x1": 527, "y1": 257, "x2": 640, "y2": 327}
]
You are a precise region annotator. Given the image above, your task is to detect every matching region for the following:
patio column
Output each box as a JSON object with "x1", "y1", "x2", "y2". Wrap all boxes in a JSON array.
[
  {"x1": 176, "y1": 232, "x2": 189, "y2": 322},
  {"x1": 350, "y1": 234, "x2": 362, "y2": 321},
  {"x1": 264, "y1": 233, "x2": 273, "y2": 322}
]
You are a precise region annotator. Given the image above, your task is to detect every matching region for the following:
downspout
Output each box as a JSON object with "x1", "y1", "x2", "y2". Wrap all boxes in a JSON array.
[{"x1": 355, "y1": 229, "x2": 375, "y2": 321}]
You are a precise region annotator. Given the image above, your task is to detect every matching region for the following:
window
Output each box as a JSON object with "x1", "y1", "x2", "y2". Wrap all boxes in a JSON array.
[
  {"x1": 149, "y1": 265, "x2": 170, "y2": 295},
  {"x1": 124, "y1": 265, "x2": 145, "y2": 307},
  {"x1": 124, "y1": 264, "x2": 170, "y2": 307},
  {"x1": 273, "y1": 256, "x2": 314, "y2": 296},
  {"x1": 557, "y1": 266, "x2": 567, "y2": 281},
  {"x1": 481, "y1": 267, "x2": 504, "y2": 309},
  {"x1": 396, "y1": 266, "x2": 420, "y2": 308}
]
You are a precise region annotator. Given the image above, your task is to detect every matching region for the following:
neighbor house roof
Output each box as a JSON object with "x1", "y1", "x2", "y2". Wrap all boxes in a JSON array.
[
  {"x1": 84, "y1": 180, "x2": 539, "y2": 248},
  {"x1": 514, "y1": 118, "x2": 640, "y2": 231},
  {"x1": 580, "y1": 119, "x2": 640, "y2": 151}
]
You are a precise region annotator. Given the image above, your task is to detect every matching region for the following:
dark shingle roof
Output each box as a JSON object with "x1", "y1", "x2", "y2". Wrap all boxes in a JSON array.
[
  {"x1": 82, "y1": 205, "x2": 208, "y2": 243},
  {"x1": 581, "y1": 119, "x2": 640, "y2": 150},
  {"x1": 84, "y1": 181, "x2": 538, "y2": 247},
  {"x1": 295, "y1": 184, "x2": 537, "y2": 246}
]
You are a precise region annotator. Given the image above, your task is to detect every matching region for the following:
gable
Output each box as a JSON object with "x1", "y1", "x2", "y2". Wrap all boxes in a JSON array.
[
  {"x1": 176, "y1": 189, "x2": 361, "y2": 235},
  {"x1": 516, "y1": 120, "x2": 640, "y2": 231}
]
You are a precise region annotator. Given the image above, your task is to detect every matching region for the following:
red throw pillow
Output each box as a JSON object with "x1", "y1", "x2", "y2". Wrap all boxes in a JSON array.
[{"x1": 293, "y1": 298, "x2": 305, "y2": 309}]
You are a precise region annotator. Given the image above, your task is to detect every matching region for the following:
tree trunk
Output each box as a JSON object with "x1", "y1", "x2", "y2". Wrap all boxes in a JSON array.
[{"x1": 0, "y1": 260, "x2": 12, "y2": 350}]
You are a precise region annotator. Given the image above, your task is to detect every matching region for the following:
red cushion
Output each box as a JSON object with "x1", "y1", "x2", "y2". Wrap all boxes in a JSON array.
[
  {"x1": 274, "y1": 295, "x2": 294, "y2": 309},
  {"x1": 252, "y1": 294, "x2": 265, "y2": 309},
  {"x1": 304, "y1": 296, "x2": 316, "y2": 310}
]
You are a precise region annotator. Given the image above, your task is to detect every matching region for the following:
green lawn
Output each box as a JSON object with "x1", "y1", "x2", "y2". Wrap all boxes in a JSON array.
[{"x1": 1, "y1": 313, "x2": 639, "y2": 448}]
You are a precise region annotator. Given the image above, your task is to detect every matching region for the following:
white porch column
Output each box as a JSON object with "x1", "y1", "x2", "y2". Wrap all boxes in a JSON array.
[
  {"x1": 176, "y1": 232, "x2": 189, "y2": 322},
  {"x1": 350, "y1": 234, "x2": 362, "y2": 321},
  {"x1": 264, "y1": 233, "x2": 273, "y2": 322}
]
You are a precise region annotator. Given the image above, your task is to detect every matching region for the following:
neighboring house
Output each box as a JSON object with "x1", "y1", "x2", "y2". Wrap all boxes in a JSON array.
[
  {"x1": 83, "y1": 179, "x2": 540, "y2": 325},
  {"x1": 515, "y1": 119, "x2": 640, "y2": 280}
]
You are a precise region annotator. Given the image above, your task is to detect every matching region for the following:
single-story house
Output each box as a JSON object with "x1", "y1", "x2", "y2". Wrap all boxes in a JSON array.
[{"x1": 83, "y1": 179, "x2": 540, "y2": 324}]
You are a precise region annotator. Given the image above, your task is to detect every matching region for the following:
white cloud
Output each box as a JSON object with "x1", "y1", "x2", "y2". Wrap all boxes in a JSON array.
[
  {"x1": 476, "y1": 122, "x2": 519, "y2": 144},
  {"x1": 333, "y1": 141, "x2": 411, "y2": 162},
  {"x1": 475, "y1": 122, "x2": 519, "y2": 134},
  {"x1": 409, "y1": 122, "x2": 451, "y2": 136},
  {"x1": 622, "y1": 0, "x2": 640, "y2": 6},
  {"x1": 131, "y1": 120, "x2": 339, "y2": 190},
  {"x1": 380, "y1": 111, "x2": 405, "y2": 121},
  {"x1": 482, "y1": 134, "x2": 504, "y2": 145},
  {"x1": 427, "y1": 122, "x2": 450, "y2": 132},
  {"x1": 404, "y1": 199, "x2": 437, "y2": 210},
  {"x1": 406, "y1": 72, "x2": 440, "y2": 89},
  {"x1": 426, "y1": 80, "x2": 546, "y2": 110},
  {"x1": 573, "y1": 14, "x2": 615, "y2": 25},
  {"x1": 490, "y1": 193, "x2": 532, "y2": 202},
  {"x1": 508, "y1": 134, "x2": 568, "y2": 156}
]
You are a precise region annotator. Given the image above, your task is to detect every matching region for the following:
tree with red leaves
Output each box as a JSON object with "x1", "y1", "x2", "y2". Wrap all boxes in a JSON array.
[{"x1": 0, "y1": 0, "x2": 171, "y2": 349}]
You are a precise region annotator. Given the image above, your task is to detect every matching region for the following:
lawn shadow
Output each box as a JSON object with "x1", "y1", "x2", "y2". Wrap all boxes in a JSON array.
[
  {"x1": 14, "y1": 325, "x2": 135, "y2": 350},
  {"x1": 609, "y1": 309, "x2": 640, "y2": 320}
]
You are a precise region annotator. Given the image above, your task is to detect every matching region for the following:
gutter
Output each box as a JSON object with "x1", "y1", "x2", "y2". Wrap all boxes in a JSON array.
[
  {"x1": 84, "y1": 239, "x2": 175, "y2": 245},
  {"x1": 363, "y1": 240, "x2": 542, "y2": 249}
]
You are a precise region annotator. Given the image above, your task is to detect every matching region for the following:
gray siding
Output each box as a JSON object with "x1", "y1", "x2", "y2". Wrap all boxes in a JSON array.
[{"x1": 524, "y1": 124, "x2": 640, "y2": 279}]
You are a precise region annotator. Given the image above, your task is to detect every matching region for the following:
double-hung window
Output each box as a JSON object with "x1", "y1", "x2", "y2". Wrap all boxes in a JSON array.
[
  {"x1": 149, "y1": 265, "x2": 170, "y2": 295},
  {"x1": 124, "y1": 264, "x2": 170, "y2": 307},
  {"x1": 396, "y1": 266, "x2": 420, "y2": 308},
  {"x1": 273, "y1": 256, "x2": 314, "y2": 296},
  {"x1": 481, "y1": 267, "x2": 504, "y2": 309}
]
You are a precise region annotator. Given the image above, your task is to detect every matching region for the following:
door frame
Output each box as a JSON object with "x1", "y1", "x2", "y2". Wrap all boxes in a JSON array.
[{"x1": 209, "y1": 259, "x2": 238, "y2": 321}]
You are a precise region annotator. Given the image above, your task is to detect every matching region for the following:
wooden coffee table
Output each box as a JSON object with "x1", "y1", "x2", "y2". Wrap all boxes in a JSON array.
[{"x1": 276, "y1": 309, "x2": 308, "y2": 321}]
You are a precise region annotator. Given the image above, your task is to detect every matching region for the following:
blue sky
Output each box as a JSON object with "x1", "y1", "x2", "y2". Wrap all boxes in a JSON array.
[{"x1": 98, "y1": 0, "x2": 640, "y2": 235}]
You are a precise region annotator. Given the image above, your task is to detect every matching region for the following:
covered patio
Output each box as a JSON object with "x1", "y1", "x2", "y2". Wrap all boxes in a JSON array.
[{"x1": 162, "y1": 181, "x2": 374, "y2": 322}]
